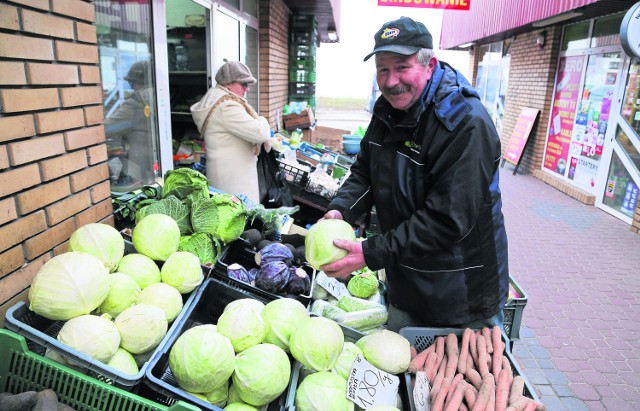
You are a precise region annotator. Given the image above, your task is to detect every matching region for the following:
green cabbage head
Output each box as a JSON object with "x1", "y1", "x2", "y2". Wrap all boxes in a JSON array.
[
  {"x1": 289, "y1": 317, "x2": 344, "y2": 372},
  {"x1": 117, "y1": 253, "x2": 161, "y2": 290},
  {"x1": 232, "y1": 343, "x2": 291, "y2": 406},
  {"x1": 261, "y1": 298, "x2": 309, "y2": 352},
  {"x1": 137, "y1": 282, "x2": 184, "y2": 323},
  {"x1": 160, "y1": 251, "x2": 203, "y2": 294},
  {"x1": 162, "y1": 167, "x2": 210, "y2": 200},
  {"x1": 115, "y1": 303, "x2": 168, "y2": 354},
  {"x1": 217, "y1": 299, "x2": 266, "y2": 353},
  {"x1": 191, "y1": 193, "x2": 247, "y2": 244},
  {"x1": 347, "y1": 270, "x2": 378, "y2": 299},
  {"x1": 305, "y1": 219, "x2": 356, "y2": 270},
  {"x1": 57, "y1": 314, "x2": 120, "y2": 363},
  {"x1": 179, "y1": 232, "x2": 221, "y2": 265},
  {"x1": 356, "y1": 329, "x2": 411, "y2": 374},
  {"x1": 107, "y1": 347, "x2": 139, "y2": 375},
  {"x1": 333, "y1": 342, "x2": 363, "y2": 380},
  {"x1": 68, "y1": 223, "x2": 125, "y2": 272},
  {"x1": 132, "y1": 214, "x2": 181, "y2": 261},
  {"x1": 135, "y1": 195, "x2": 193, "y2": 235},
  {"x1": 294, "y1": 371, "x2": 354, "y2": 411},
  {"x1": 224, "y1": 403, "x2": 258, "y2": 411},
  {"x1": 29, "y1": 252, "x2": 110, "y2": 320},
  {"x1": 169, "y1": 324, "x2": 236, "y2": 393},
  {"x1": 97, "y1": 272, "x2": 141, "y2": 318}
]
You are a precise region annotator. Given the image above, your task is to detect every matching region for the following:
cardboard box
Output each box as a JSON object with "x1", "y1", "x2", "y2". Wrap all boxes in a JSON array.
[{"x1": 283, "y1": 109, "x2": 316, "y2": 130}]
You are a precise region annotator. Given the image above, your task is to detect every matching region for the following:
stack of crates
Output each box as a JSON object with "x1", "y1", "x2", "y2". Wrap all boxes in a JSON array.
[{"x1": 289, "y1": 15, "x2": 317, "y2": 111}]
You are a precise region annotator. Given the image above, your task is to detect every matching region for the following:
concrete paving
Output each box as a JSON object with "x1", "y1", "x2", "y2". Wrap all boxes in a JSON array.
[{"x1": 500, "y1": 164, "x2": 640, "y2": 411}]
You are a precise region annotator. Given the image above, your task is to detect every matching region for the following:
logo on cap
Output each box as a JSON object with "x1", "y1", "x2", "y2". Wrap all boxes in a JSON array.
[{"x1": 381, "y1": 27, "x2": 400, "y2": 39}]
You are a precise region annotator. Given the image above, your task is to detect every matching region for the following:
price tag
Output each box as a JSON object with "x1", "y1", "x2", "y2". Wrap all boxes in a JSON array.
[
  {"x1": 346, "y1": 354, "x2": 399, "y2": 409},
  {"x1": 413, "y1": 371, "x2": 431, "y2": 411},
  {"x1": 315, "y1": 271, "x2": 350, "y2": 299}
]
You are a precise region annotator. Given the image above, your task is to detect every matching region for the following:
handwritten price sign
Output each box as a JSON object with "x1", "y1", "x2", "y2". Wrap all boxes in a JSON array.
[
  {"x1": 413, "y1": 371, "x2": 431, "y2": 411},
  {"x1": 347, "y1": 354, "x2": 399, "y2": 408},
  {"x1": 315, "y1": 271, "x2": 350, "y2": 299}
]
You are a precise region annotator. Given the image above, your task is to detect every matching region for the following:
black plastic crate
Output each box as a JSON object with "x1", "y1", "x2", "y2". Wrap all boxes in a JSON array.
[
  {"x1": 277, "y1": 158, "x2": 314, "y2": 187},
  {"x1": 144, "y1": 277, "x2": 293, "y2": 411},
  {"x1": 399, "y1": 327, "x2": 540, "y2": 411},
  {"x1": 212, "y1": 238, "x2": 315, "y2": 307}
]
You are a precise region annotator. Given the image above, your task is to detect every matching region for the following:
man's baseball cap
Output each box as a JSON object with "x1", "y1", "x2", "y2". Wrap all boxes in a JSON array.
[{"x1": 364, "y1": 16, "x2": 433, "y2": 61}]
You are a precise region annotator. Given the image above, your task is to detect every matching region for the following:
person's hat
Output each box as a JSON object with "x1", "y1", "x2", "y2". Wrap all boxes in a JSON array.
[
  {"x1": 215, "y1": 61, "x2": 257, "y2": 85},
  {"x1": 124, "y1": 61, "x2": 150, "y2": 84},
  {"x1": 364, "y1": 16, "x2": 433, "y2": 61}
]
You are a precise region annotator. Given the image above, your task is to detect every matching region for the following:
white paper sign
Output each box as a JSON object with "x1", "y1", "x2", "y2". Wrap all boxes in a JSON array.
[
  {"x1": 347, "y1": 354, "x2": 399, "y2": 409},
  {"x1": 413, "y1": 371, "x2": 431, "y2": 411},
  {"x1": 315, "y1": 271, "x2": 350, "y2": 299}
]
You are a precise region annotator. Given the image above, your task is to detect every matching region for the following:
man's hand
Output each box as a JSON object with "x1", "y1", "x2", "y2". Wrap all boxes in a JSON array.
[{"x1": 320, "y1": 239, "x2": 366, "y2": 281}]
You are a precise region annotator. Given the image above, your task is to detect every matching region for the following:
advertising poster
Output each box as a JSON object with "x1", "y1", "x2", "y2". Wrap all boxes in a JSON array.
[
  {"x1": 543, "y1": 56, "x2": 584, "y2": 175},
  {"x1": 568, "y1": 53, "x2": 620, "y2": 191}
]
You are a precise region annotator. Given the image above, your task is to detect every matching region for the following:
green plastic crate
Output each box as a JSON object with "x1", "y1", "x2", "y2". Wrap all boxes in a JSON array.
[
  {"x1": 0, "y1": 329, "x2": 198, "y2": 411},
  {"x1": 504, "y1": 275, "x2": 528, "y2": 343}
]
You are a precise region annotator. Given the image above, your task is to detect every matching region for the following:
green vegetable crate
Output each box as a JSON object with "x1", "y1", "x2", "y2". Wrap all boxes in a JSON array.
[
  {"x1": 0, "y1": 329, "x2": 198, "y2": 411},
  {"x1": 2, "y1": 239, "x2": 204, "y2": 391},
  {"x1": 143, "y1": 277, "x2": 292, "y2": 411},
  {"x1": 504, "y1": 275, "x2": 528, "y2": 344},
  {"x1": 399, "y1": 327, "x2": 540, "y2": 411},
  {"x1": 212, "y1": 238, "x2": 315, "y2": 307}
]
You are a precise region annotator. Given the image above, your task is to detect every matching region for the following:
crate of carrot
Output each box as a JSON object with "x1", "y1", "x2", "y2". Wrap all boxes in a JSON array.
[{"x1": 400, "y1": 326, "x2": 544, "y2": 411}]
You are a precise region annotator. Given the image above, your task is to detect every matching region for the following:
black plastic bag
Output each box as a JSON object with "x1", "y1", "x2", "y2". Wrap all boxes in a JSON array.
[{"x1": 257, "y1": 147, "x2": 293, "y2": 208}]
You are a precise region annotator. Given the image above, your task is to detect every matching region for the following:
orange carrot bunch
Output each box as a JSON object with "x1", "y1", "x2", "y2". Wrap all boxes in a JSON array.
[{"x1": 408, "y1": 326, "x2": 546, "y2": 411}]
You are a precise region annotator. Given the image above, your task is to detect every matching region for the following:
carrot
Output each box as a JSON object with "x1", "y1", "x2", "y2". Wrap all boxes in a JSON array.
[
  {"x1": 495, "y1": 369, "x2": 511, "y2": 411},
  {"x1": 444, "y1": 379, "x2": 467, "y2": 411},
  {"x1": 422, "y1": 351, "x2": 439, "y2": 382},
  {"x1": 431, "y1": 378, "x2": 452, "y2": 411},
  {"x1": 471, "y1": 373, "x2": 495, "y2": 411},
  {"x1": 466, "y1": 351, "x2": 474, "y2": 373},
  {"x1": 476, "y1": 335, "x2": 490, "y2": 377},
  {"x1": 468, "y1": 329, "x2": 479, "y2": 369},
  {"x1": 434, "y1": 336, "x2": 446, "y2": 371},
  {"x1": 444, "y1": 373, "x2": 464, "y2": 406},
  {"x1": 487, "y1": 382, "x2": 496, "y2": 411},
  {"x1": 508, "y1": 376, "x2": 525, "y2": 406},
  {"x1": 464, "y1": 386, "x2": 477, "y2": 409},
  {"x1": 502, "y1": 357, "x2": 513, "y2": 381},
  {"x1": 409, "y1": 344, "x2": 435, "y2": 374},
  {"x1": 465, "y1": 367, "x2": 483, "y2": 391},
  {"x1": 430, "y1": 354, "x2": 448, "y2": 397},
  {"x1": 523, "y1": 400, "x2": 541, "y2": 411},
  {"x1": 506, "y1": 396, "x2": 532, "y2": 411},
  {"x1": 458, "y1": 328, "x2": 472, "y2": 375},
  {"x1": 492, "y1": 326, "x2": 503, "y2": 378},
  {"x1": 482, "y1": 327, "x2": 493, "y2": 354},
  {"x1": 445, "y1": 333, "x2": 459, "y2": 379},
  {"x1": 460, "y1": 404, "x2": 469, "y2": 411}
]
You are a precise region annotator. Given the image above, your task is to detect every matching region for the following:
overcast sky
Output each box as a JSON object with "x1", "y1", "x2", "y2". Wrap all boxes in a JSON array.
[{"x1": 316, "y1": 0, "x2": 471, "y2": 99}]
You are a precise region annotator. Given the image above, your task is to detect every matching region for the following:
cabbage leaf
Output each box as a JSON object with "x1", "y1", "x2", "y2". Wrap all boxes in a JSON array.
[{"x1": 135, "y1": 195, "x2": 192, "y2": 235}]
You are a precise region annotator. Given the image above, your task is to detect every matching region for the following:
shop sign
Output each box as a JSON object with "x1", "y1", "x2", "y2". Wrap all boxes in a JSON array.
[
  {"x1": 543, "y1": 55, "x2": 584, "y2": 176},
  {"x1": 378, "y1": 0, "x2": 470, "y2": 11},
  {"x1": 504, "y1": 107, "x2": 539, "y2": 167},
  {"x1": 620, "y1": 1, "x2": 640, "y2": 58}
]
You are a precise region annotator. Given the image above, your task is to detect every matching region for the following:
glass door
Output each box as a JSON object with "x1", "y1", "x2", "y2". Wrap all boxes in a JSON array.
[
  {"x1": 596, "y1": 58, "x2": 640, "y2": 222},
  {"x1": 96, "y1": 0, "x2": 160, "y2": 194}
]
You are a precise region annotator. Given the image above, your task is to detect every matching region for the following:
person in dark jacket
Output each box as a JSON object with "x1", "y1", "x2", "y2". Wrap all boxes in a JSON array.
[{"x1": 321, "y1": 17, "x2": 510, "y2": 332}]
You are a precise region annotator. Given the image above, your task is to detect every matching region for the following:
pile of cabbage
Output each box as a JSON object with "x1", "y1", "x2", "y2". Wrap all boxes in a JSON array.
[
  {"x1": 289, "y1": 320, "x2": 410, "y2": 411},
  {"x1": 27, "y1": 219, "x2": 204, "y2": 375},
  {"x1": 134, "y1": 168, "x2": 248, "y2": 265},
  {"x1": 226, "y1": 242, "x2": 311, "y2": 298},
  {"x1": 167, "y1": 297, "x2": 311, "y2": 409}
]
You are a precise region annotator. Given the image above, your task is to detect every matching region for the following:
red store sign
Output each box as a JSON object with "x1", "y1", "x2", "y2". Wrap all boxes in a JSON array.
[{"x1": 378, "y1": 0, "x2": 470, "y2": 11}]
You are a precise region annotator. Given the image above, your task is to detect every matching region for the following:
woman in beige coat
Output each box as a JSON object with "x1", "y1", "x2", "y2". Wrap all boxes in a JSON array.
[{"x1": 191, "y1": 61, "x2": 271, "y2": 204}]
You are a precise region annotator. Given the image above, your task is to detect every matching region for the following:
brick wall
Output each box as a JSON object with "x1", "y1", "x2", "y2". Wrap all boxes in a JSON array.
[
  {"x1": 0, "y1": 0, "x2": 110, "y2": 325},
  {"x1": 259, "y1": 0, "x2": 290, "y2": 127}
]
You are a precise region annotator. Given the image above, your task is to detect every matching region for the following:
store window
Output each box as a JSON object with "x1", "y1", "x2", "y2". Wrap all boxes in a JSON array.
[
  {"x1": 97, "y1": 0, "x2": 160, "y2": 193},
  {"x1": 621, "y1": 59, "x2": 640, "y2": 136},
  {"x1": 561, "y1": 21, "x2": 590, "y2": 51},
  {"x1": 603, "y1": 149, "x2": 639, "y2": 218},
  {"x1": 476, "y1": 41, "x2": 510, "y2": 135}
]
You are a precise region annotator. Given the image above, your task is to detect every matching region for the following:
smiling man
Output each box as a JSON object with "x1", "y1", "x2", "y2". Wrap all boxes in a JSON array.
[{"x1": 321, "y1": 17, "x2": 510, "y2": 332}]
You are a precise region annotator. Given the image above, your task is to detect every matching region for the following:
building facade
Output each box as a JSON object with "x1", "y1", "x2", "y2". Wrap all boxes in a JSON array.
[
  {"x1": 0, "y1": 0, "x2": 340, "y2": 324},
  {"x1": 442, "y1": 0, "x2": 640, "y2": 234}
]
